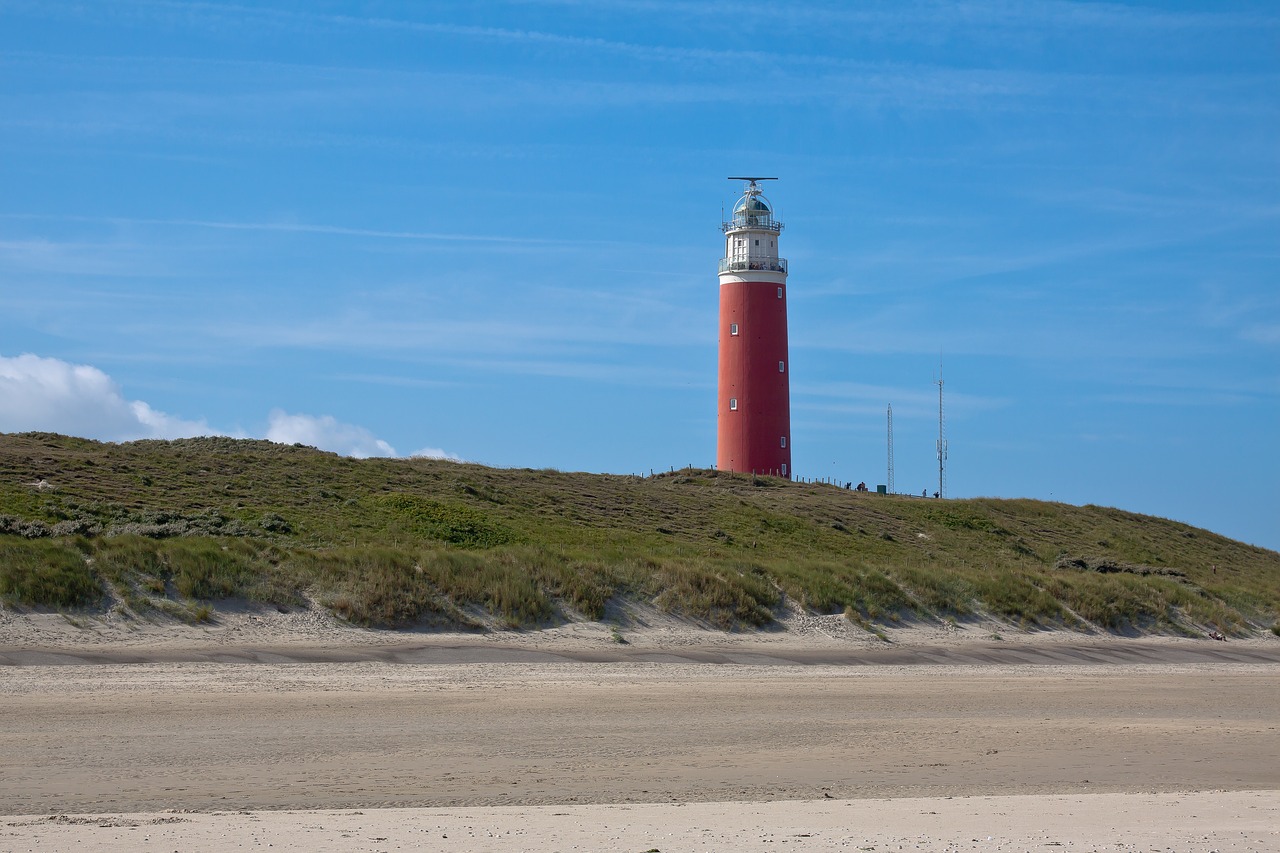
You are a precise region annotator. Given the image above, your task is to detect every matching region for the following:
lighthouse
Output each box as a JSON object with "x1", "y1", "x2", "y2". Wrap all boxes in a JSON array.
[{"x1": 717, "y1": 177, "x2": 791, "y2": 479}]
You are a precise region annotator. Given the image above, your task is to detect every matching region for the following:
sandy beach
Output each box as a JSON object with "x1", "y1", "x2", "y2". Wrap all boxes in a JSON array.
[
  {"x1": 3, "y1": 791, "x2": 1278, "y2": 852},
  {"x1": 2, "y1": 606, "x2": 1278, "y2": 850}
]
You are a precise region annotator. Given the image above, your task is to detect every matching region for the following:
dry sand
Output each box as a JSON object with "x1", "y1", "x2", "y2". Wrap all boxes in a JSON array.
[
  {"x1": 3, "y1": 791, "x2": 1278, "y2": 852},
  {"x1": 2, "y1": 604, "x2": 1278, "y2": 850}
]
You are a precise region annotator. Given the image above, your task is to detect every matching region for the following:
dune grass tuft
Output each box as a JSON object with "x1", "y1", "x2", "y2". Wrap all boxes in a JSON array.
[{"x1": 0, "y1": 538, "x2": 99, "y2": 607}]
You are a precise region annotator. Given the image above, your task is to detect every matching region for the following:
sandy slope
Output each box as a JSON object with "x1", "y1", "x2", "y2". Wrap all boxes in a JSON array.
[{"x1": 4, "y1": 595, "x2": 1279, "y2": 663}]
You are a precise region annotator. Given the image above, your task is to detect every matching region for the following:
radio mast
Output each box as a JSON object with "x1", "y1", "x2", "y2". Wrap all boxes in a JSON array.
[
  {"x1": 886, "y1": 403, "x2": 895, "y2": 495},
  {"x1": 936, "y1": 370, "x2": 948, "y2": 499}
]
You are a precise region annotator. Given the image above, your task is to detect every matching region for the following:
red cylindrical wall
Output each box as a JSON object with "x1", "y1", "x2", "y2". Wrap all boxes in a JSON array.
[{"x1": 717, "y1": 279, "x2": 791, "y2": 477}]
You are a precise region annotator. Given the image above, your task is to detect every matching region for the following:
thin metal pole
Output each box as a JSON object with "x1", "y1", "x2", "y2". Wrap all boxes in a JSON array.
[
  {"x1": 887, "y1": 403, "x2": 895, "y2": 495},
  {"x1": 936, "y1": 375, "x2": 948, "y2": 498}
]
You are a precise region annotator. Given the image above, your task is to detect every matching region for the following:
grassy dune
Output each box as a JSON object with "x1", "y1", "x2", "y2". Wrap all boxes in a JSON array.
[{"x1": 1, "y1": 432, "x2": 1276, "y2": 637}]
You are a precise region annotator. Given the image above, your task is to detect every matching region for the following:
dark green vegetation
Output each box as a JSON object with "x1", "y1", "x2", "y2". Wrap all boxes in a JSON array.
[{"x1": 1, "y1": 432, "x2": 1277, "y2": 636}]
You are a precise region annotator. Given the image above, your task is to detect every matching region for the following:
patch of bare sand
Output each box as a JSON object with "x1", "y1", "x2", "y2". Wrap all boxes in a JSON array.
[{"x1": 2, "y1": 792, "x2": 1278, "y2": 851}]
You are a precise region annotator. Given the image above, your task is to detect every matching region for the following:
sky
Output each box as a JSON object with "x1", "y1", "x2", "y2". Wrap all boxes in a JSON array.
[{"x1": 0, "y1": 1, "x2": 1277, "y2": 551}]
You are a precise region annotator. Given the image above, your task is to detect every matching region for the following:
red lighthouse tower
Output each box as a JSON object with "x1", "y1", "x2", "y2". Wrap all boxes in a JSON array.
[{"x1": 717, "y1": 177, "x2": 791, "y2": 479}]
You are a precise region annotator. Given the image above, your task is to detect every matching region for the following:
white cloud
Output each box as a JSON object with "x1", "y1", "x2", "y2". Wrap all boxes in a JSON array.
[
  {"x1": 0, "y1": 353, "x2": 458, "y2": 460},
  {"x1": 0, "y1": 353, "x2": 211, "y2": 440},
  {"x1": 410, "y1": 446, "x2": 462, "y2": 461},
  {"x1": 264, "y1": 410, "x2": 396, "y2": 459}
]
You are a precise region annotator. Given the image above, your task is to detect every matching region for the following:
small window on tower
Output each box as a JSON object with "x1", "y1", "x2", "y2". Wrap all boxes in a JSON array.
[
  {"x1": 729, "y1": 323, "x2": 739, "y2": 336},
  {"x1": 770, "y1": 240, "x2": 774, "y2": 248},
  {"x1": 781, "y1": 463, "x2": 788, "y2": 477},
  {"x1": 729, "y1": 398, "x2": 738, "y2": 411},
  {"x1": 777, "y1": 287, "x2": 783, "y2": 299},
  {"x1": 780, "y1": 436, "x2": 787, "y2": 448},
  {"x1": 779, "y1": 361, "x2": 785, "y2": 373},
  {"x1": 754, "y1": 239, "x2": 760, "y2": 246}
]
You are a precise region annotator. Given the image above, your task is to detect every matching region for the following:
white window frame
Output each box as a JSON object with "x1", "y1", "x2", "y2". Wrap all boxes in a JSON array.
[
  {"x1": 781, "y1": 463, "x2": 787, "y2": 477},
  {"x1": 729, "y1": 323, "x2": 739, "y2": 336},
  {"x1": 780, "y1": 436, "x2": 787, "y2": 448},
  {"x1": 779, "y1": 361, "x2": 785, "y2": 373},
  {"x1": 729, "y1": 398, "x2": 738, "y2": 411},
  {"x1": 777, "y1": 287, "x2": 783, "y2": 299}
]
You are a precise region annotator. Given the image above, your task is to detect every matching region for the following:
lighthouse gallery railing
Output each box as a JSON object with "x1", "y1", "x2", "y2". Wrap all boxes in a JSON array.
[{"x1": 718, "y1": 257, "x2": 788, "y2": 274}]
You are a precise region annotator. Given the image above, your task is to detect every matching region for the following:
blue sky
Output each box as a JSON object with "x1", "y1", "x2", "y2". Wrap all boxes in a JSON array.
[{"x1": 1, "y1": 1, "x2": 1277, "y2": 551}]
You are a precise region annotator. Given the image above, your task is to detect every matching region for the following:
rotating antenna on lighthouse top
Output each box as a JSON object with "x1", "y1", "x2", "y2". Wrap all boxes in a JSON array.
[
  {"x1": 732, "y1": 175, "x2": 778, "y2": 207},
  {"x1": 726, "y1": 179, "x2": 779, "y2": 216}
]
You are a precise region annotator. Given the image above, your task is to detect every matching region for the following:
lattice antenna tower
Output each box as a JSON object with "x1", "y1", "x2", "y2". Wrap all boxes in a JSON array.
[
  {"x1": 935, "y1": 366, "x2": 948, "y2": 499},
  {"x1": 886, "y1": 403, "x2": 895, "y2": 495}
]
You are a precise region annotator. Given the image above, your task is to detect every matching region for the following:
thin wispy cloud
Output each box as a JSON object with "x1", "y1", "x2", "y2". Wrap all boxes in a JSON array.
[
  {"x1": 516, "y1": 0, "x2": 1280, "y2": 32},
  {"x1": 801, "y1": 218, "x2": 1273, "y2": 301},
  {"x1": 0, "y1": 213, "x2": 620, "y2": 247},
  {"x1": 1028, "y1": 187, "x2": 1280, "y2": 221},
  {"x1": 0, "y1": 237, "x2": 172, "y2": 277},
  {"x1": 330, "y1": 373, "x2": 458, "y2": 391},
  {"x1": 114, "y1": 217, "x2": 581, "y2": 245},
  {"x1": 201, "y1": 287, "x2": 712, "y2": 355},
  {"x1": 1241, "y1": 324, "x2": 1280, "y2": 346},
  {"x1": 795, "y1": 379, "x2": 1006, "y2": 420},
  {"x1": 438, "y1": 356, "x2": 708, "y2": 388},
  {"x1": 1086, "y1": 363, "x2": 1280, "y2": 399},
  {"x1": 26, "y1": 0, "x2": 1277, "y2": 62},
  {"x1": 0, "y1": 4, "x2": 977, "y2": 72},
  {"x1": 0, "y1": 59, "x2": 1046, "y2": 118},
  {"x1": 1092, "y1": 391, "x2": 1256, "y2": 408},
  {"x1": 4, "y1": 47, "x2": 1272, "y2": 151}
]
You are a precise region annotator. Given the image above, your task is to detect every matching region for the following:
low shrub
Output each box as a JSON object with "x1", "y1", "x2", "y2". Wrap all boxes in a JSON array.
[{"x1": 375, "y1": 494, "x2": 513, "y2": 548}]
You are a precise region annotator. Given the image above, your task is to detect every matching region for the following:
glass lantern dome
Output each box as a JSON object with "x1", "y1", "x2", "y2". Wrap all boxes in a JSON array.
[
  {"x1": 733, "y1": 195, "x2": 772, "y2": 224},
  {"x1": 724, "y1": 184, "x2": 783, "y2": 233}
]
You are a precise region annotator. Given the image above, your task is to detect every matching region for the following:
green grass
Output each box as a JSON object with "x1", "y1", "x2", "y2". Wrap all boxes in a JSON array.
[
  {"x1": 296, "y1": 547, "x2": 461, "y2": 628},
  {"x1": 0, "y1": 538, "x2": 99, "y2": 607},
  {"x1": 0, "y1": 432, "x2": 1277, "y2": 636}
]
